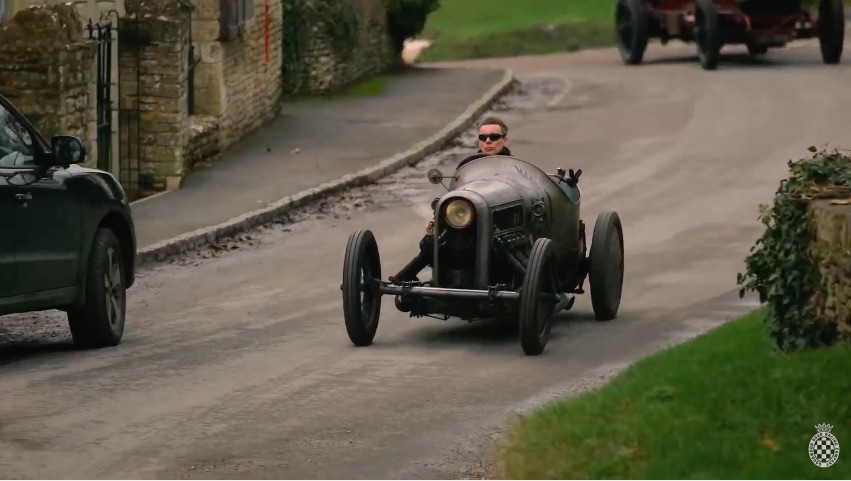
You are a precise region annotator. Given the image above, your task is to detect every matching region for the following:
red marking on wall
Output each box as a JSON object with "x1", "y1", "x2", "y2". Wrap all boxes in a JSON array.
[{"x1": 264, "y1": 0, "x2": 270, "y2": 64}]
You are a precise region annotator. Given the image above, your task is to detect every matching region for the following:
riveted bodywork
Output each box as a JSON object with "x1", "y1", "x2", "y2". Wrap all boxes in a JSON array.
[
  {"x1": 432, "y1": 155, "x2": 583, "y2": 294},
  {"x1": 387, "y1": 154, "x2": 597, "y2": 323}
]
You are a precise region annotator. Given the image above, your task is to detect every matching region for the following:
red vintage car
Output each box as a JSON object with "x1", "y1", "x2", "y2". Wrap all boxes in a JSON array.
[{"x1": 615, "y1": 0, "x2": 845, "y2": 69}]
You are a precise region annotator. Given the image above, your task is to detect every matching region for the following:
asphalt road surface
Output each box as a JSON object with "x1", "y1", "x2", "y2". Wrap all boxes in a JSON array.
[{"x1": 1, "y1": 42, "x2": 850, "y2": 479}]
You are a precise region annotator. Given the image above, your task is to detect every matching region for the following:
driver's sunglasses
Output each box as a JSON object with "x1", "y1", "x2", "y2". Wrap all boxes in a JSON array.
[{"x1": 478, "y1": 133, "x2": 503, "y2": 142}]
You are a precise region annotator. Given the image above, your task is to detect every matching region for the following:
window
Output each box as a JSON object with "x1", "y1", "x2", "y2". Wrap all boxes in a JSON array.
[
  {"x1": 219, "y1": 0, "x2": 255, "y2": 41},
  {"x1": 0, "y1": 104, "x2": 35, "y2": 168}
]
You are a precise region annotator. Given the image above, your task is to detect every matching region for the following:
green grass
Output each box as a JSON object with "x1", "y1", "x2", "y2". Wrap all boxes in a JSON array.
[
  {"x1": 340, "y1": 75, "x2": 390, "y2": 97},
  {"x1": 418, "y1": 0, "x2": 615, "y2": 62},
  {"x1": 497, "y1": 309, "x2": 851, "y2": 479}
]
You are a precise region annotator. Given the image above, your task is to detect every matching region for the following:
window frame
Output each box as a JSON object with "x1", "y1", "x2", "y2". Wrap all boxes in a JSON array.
[
  {"x1": 0, "y1": 96, "x2": 50, "y2": 170},
  {"x1": 219, "y1": 0, "x2": 255, "y2": 41}
]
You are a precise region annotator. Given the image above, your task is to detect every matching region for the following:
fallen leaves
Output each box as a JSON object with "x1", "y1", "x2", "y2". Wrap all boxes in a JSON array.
[{"x1": 760, "y1": 437, "x2": 780, "y2": 452}]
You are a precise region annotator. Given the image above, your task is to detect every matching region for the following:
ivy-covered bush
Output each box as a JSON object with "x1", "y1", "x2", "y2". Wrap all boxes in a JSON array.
[
  {"x1": 737, "y1": 147, "x2": 851, "y2": 351},
  {"x1": 382, "y1": 0, "x2": 441, "y2": 54}
]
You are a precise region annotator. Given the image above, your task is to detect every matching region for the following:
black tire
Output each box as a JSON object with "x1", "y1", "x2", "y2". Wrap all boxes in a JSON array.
[
  {"x1": 588, "y1": 211, "x2": 625, "y2": 321},
  {"x1": 818, "y1": 0, "x2": 844, "y2": 64},
  {"x1": 518, "y1": 238, "x2": 557, "y2": 356},
  {"x1": 695, "y1": 0, "x2": 722, "y2": 70},
  {"x1": 615, "y1": 0, "x2": 650, "y2": 65},
  {"x1": 67, "y1": 228, "x2": 126, "y2": 349},
  {"x1": 342, "y1": 229, "x2": 382, "y2": 347}
]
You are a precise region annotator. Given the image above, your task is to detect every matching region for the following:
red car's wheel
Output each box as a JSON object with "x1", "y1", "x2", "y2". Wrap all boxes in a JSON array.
[
  {"x1": 695, "y1": 0, "x2": 722, "y2": 70},
  {"x1": 818, "y1": 0, "x2": 844, "y2": 64},
  {"x1": 615, "y1": 0, "x2": 650, "y2": 65}
]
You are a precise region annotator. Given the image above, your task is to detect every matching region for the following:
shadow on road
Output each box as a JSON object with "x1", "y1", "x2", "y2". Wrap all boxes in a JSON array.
[
  {"x1": 642, "y1": 49, "x2": 836, "y2": 69},
  {"x1": 0, "y1": 338, "x2": 78, "y2": 367},
  {"x1": 395, "y1": 309, "x2": 602, "y2": 349}
]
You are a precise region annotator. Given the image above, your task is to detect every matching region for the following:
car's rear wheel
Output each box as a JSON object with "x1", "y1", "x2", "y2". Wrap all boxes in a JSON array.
[
  {"x1": 518, "y1": 237, "x2": 557, "y2": 356},
  {"x1": 818, "y1": 0, "x2": 844, "y2": 64},
  {"x1": 695, "y1": 0, "x2": 722, "y2": 70},
  {"x1": 342, "y1": 229, "x2": 382, "y2": 347},
  {"x1": 67, "y1": 228, "x2": 126, "y2": 348},
  {"x1": 615, "y1": 0, "x2": 650, "y2": 65},
  {"x1": 589, "y1": 211, "x2": 625, "y2": 321}
]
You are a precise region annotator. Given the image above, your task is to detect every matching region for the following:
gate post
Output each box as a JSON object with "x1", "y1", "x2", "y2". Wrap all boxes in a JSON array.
[{"x1": 86, "y1": 19, "x2": 115, "y2": 173}]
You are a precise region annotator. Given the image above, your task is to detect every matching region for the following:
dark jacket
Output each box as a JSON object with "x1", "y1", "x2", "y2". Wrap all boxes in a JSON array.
[{"x1": 455, "y1": 146, "x2": 511, "y2": 171}]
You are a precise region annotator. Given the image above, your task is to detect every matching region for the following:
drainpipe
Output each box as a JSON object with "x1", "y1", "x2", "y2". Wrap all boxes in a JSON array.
[{"x1": 178, "y1": 0, "x2": 195, "y2": 116}]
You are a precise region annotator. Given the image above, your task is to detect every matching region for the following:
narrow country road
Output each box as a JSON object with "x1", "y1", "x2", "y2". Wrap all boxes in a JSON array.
[{"x1": 1, "y1": 43, "x2": 849, "y2": 479}]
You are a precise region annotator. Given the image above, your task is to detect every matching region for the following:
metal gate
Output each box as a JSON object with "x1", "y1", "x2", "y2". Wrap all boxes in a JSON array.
[{"x1": 86, "y1": 20, "x2": 114, "y2": 172}]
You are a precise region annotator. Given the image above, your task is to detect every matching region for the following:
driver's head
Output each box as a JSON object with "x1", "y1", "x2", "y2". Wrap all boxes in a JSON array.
[{"x1": 477, "y1": 116, "x2": 508, "y2": 155}]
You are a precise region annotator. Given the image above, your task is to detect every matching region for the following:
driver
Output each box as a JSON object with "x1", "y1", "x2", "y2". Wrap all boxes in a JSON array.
[{"x1": 389, "y1": 116, "x2": 512, "y2": 284}]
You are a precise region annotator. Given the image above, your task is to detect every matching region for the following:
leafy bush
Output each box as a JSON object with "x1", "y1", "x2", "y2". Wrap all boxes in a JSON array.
[
  {"x1": 737, "y1": 147, "x2": 851, "y2": 351},
  {"x1": 382, "y1": 0, "x2": 441, "y2": 53}
]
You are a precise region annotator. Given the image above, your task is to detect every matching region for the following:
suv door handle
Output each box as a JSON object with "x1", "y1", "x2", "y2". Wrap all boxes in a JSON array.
[{"x1": 15, "y1": 192, "x2": 32, "y2": 203}]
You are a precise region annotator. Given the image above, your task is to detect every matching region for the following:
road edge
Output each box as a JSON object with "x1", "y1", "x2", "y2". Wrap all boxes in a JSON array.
[{"x1": 136, "y1": 67, "x2": 517, "y2": 267}]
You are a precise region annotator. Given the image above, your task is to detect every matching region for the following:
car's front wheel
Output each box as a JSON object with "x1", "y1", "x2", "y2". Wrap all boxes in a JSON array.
[{"x1": 67, "y1": 228, "x2": 126, "y2": 348}]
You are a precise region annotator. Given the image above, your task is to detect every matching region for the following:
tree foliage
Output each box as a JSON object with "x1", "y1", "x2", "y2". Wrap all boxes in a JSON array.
[
  {"x1": 737, "y1": 147, "x2": 851, "y2": 351},
  {"x1": 382, "y1": 0, "x2": 441, "y2": 54}
]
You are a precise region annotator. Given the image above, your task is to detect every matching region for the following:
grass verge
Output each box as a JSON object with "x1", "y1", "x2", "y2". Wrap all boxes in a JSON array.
[
  {"x1": 340, "y1": 75, "x2": 390, "y2": 97},
  {"x1": 418, "y1": 0, "x2": 615, "y2": 62},
  {"x1": 496, "y1": 308, "x2": 851, "y2": 479}
]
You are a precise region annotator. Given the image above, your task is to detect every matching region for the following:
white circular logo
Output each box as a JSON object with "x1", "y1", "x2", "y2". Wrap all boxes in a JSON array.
[{"x1": 809, "y1": 424, "x2": 840, "y2": 468}]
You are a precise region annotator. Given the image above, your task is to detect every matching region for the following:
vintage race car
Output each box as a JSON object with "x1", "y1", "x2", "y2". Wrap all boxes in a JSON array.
[
  {"x1": 616, "y1": 0, "x2": 845, "y2": 70},
  {"x1": 340, "y1": 155, "x2": 625, "y2": 356}
]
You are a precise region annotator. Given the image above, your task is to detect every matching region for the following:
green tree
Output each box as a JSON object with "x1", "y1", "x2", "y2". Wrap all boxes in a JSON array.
[{"x1": 383, "y1": 0, "x2": 441, "y2": 54}]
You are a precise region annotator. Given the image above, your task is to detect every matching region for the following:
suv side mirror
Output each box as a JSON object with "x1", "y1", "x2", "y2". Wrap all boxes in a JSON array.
[{"x1": 51, "y1": 135, "x2": 86, "y2": 166}]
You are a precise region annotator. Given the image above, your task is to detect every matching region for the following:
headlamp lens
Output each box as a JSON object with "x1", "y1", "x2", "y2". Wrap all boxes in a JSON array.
[{"x1": 445, "y1": 199, "x2": 474, "y2": 228}]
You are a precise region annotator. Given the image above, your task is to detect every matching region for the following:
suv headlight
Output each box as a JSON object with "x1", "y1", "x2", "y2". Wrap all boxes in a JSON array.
[{"x1": 444, "y1": 198, "x2": 474, "y2": 228}]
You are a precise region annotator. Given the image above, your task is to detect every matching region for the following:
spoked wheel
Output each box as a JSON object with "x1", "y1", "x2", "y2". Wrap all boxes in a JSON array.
[
  {"x1": 342, "y1": 229, "x2": 382, "y2": 346},
  {"x1": 818, "y1": 0, "x2": 844, "y2": 64},
  {"x1": 589, "y1": 211, "x2": 625, "y2": 321},
  {"x1": 695, "y1": 0, "x2": 722, "y2": 70},
  {"x1": 67, "y1": 228, "x2": 126, "y2": 349},
  {"x1": 518, "y1": 238, "x2": 557, "y2": 356},
  {"x1": 615, "y1": 0, "x2": 650, "y2": 65}
]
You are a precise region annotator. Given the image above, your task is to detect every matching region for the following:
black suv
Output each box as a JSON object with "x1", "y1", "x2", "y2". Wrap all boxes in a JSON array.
[{"x1": 0, "y1": 92, "x2": 136, "y2": 348}]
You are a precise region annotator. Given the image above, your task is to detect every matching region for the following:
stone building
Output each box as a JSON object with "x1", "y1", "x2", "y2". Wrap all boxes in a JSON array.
[
  {"x1": 1, "y1": 0, "x2": 122, "y2": 178},
  {"x1": 183, "y1": 0, "x2": 285, "y2": 177},
  {"x1": 1, "y1": 0, "x2": 400, "y2": 200}
]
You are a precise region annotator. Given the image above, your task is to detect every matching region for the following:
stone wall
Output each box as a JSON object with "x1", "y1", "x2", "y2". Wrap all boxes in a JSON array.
[
  {"x1": 191, "y1": 0, "x2": 284, "y2": 150},
  {"x1": 119, "y1": 0, "x2": 190, "y2": 196},
  {"x1": 119, "y1": 0, "x2": 290, "y2": 196},
  {"x1": 0, "y1": 0, "x2": 399, "y2": 199},
  {"x1": 282, "y1": 0, "x2": 397, "y2": 96},
  {"x1": 810, "y1": 199, "x2": 851, "y2": 343},
  {"x1": 0, "y1": 4, "x2": 93, "y2": 162}
]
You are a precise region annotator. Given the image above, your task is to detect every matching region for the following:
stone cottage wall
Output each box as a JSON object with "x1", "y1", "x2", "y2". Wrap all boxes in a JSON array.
[
  {"x1": 185, "y1": 0, "x2": 283, "y2": 164},
  {"x1": 0, "y1": 4, "x2": 93, "y2": 163},
  {"x1": 282, "y1": 0, "x2": 397, "y2": 96},
  {"x1": 220, "y1": 0, "x2": 283, "y2": 149},
  {"x1": 119, "y1": 0, "x2": 190, "y2": 196}
]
